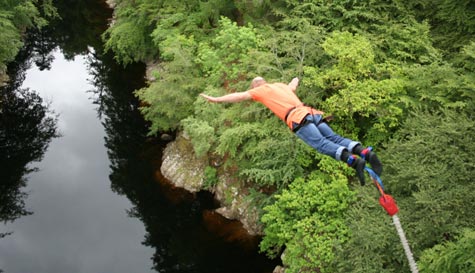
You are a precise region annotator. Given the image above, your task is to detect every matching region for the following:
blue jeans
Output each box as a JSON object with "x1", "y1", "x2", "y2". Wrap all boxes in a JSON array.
[{"x1": 294, "y1": 114, "x2": 360, "y2": 161}]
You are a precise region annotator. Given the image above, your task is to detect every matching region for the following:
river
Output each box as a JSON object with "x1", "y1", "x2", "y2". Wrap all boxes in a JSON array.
[{"x1": 0, "y1": 1, "x2": 277, "y2": 272}]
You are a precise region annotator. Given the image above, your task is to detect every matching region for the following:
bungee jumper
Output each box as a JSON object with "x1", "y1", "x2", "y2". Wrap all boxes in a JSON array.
[{"x1": 200, "y1": 76, "x2": 383, "y2": 185}]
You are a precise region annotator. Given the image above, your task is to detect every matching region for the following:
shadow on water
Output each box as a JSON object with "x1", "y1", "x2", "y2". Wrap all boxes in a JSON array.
[
  {"x1": 0, "y1": 56, "x2": 59, "y2": 237},
  {"x1": 0, "y1": 5, "x2": 62, "y2": 239},
  {"x1": 1, "y1": 0, "x2": 278, "y2": 272},
  {"x1": 1, "y1": 0, "x2": 110, "y2": 239}
]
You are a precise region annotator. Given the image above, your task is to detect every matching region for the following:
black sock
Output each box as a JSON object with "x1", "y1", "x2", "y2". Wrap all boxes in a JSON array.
[
  {"x1": 341, "y1": 149, "x2": 350, "y2": 162},
  {"x1": 352, "y1": 144, "x2": 364, "y2": 155}
]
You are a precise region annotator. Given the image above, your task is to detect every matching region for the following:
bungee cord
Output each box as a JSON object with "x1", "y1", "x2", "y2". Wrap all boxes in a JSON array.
[{"x1": 365, "y1": 167, "x2": 419, "y2": 273}]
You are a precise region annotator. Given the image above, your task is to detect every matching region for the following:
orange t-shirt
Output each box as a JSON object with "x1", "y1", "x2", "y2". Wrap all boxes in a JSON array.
[{"x1": 248, "y1": 83, "x2": 323, "y2": 128}]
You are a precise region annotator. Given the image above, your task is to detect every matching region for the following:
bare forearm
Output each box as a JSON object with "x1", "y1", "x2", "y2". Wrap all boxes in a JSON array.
[{"x1": 200, "y1": 92, "x2": 251, "y2": 103}]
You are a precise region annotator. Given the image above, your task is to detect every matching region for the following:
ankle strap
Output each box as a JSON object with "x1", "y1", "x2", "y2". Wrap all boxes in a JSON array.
[
  {"x1": 347, "y1": 155, "x2": 357, "y2": 166},
  {"x1": 361, "y1": 146, "x2": 373, "y2": 160}
]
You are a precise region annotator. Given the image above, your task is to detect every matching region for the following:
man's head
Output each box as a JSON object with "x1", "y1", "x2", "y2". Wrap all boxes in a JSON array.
[{"x1": 250, "y1": 76, "x2": 266, "y2": 89}]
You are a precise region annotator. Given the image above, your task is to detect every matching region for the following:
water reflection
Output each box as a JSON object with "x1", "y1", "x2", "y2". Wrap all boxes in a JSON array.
[
  {"x1": 0, "y1": 0, "x2": 108, "y2": 237},
  {"x1": 0, "y1": 40, "x2": 60, "y2": 238},
  {"x1": 0, "y1": 0, "x2": 278, "y2": 272},
  {"x1": 0, "y1": 0, "x2": 108, "y2": 227}
]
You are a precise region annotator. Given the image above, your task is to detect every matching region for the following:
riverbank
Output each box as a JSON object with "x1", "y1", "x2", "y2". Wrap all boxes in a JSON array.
[
  {"x1": 105, "y1": 0, "x2": 273, "y2": 256},
  {"x1": 103, "y1": 0, "x2": 264, "y2": 237}
]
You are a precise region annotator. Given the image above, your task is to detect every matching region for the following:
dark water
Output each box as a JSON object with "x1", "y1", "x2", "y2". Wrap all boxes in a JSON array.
[{"x1": 0, "y1": 1, "x2": 277, "y2": 272}]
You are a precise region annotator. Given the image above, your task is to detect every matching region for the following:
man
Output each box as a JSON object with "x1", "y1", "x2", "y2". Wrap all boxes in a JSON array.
[{"x1": 200, "y1": 76, "x2": 382, "y2": 185}]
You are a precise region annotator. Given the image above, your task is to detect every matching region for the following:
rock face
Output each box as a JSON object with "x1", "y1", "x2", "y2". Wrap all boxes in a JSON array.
[
  {"x1": 0, "y1": 73, "x2": 8, "y2": 87},
  {"x1": 105, "y1": 0, "x2": 116, "y2": 8},
  {"x1": 160, "y1": 133, "x2": 205, "y2": 193},
  {"x1": 213, "y1": 173, "x2": 262, "y2": 235},
  {"x1": 160, "y1": 133, "x2": 263, "y2": 235}
]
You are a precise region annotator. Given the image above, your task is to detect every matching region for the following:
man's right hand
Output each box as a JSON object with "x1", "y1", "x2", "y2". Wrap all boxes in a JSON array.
[
  {"x1": 199, "y1": 92, "x2": 251, "y2": 103},
  {"x1": 288, "y1": 77, "x2": 299, "y2": 92},
  {"x1": 200, "y1": 93, "x2": 218, "y2": 103}
]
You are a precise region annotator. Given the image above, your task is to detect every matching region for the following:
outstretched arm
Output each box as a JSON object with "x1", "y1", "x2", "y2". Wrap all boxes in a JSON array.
[
  {"x1": 200, "y1": 91, "x2": 252, "y2": 103},
  {"x1": 288, "y1": 77, "x2": 299, "y2": 93}
]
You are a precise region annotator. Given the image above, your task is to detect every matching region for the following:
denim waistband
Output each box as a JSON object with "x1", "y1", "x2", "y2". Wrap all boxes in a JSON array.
[{"x1": 291, "y1": 114, "x2": 311, "y2": 132}]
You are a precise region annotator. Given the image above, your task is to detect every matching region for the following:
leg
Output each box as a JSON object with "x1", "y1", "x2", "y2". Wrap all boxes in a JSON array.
[
  {"x1": 314, "y1": 118, "x2": 360, "y2": 153},
  {"x1": 353, "y1": 145, "x2": 383, "y2": 176},
  {"x1": 295, "y1": 120, "x2": 346, "y2": 160},
  {"x1": 295, "y1": 115, "x2": 366, "y2": 185},
  {"x1": 314, "y1": 114, "x2": 383, "y2": 176},
  {"x1": 314, "y1": 114, "x2": 382, "y2": 176}
]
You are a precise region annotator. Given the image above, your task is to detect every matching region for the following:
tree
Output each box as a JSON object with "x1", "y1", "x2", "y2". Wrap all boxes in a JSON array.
[
  {"x1": 402, "y1": 0, "x2": 475, "y2": 56},
  {"x1": 335, "y1": 108, "x2": 475, "y2": 272},
  {"x1": 304, "y1": 31, "x2": 406, "y2": 145},
  {"x1": 102, "y1": 1, "x2": 475, "y2": 271},
  {"x1": 135, "y1": 34, "x2": 203, "y2": 133},
  {"x1": 0, "y1": 0, "x2": 56, "y2": 78},
  {"x1": 419, "y1": 229, "x2": 475, "y2": 273},
  {"x1": 260, "y1": 171, "x2": 355, "y2": 273}
]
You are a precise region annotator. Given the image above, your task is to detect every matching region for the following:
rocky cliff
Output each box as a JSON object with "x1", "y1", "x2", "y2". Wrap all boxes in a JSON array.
[
  {"x1": 160, "y1": 132, "x2": 263, "y2": 235},
  {"x1": 105, "y1": 0, "x2": 262, "y2": 237}
]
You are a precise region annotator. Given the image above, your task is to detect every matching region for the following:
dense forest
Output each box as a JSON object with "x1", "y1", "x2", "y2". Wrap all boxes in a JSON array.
[
  {"x1": 101, "y1": 0, "x2": 475, "y2": 272},
  {"x1": 2, "y1": 0, "x2": 474, "y2": 272}
]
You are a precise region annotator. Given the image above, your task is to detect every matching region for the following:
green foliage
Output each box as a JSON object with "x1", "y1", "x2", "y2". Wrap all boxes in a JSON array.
[
  {"x1": 104, "y1": 0, "x2": 475, "y2": 271},
  {"x1": 333, "y1": 187, "x2": 403, "y2": 273},
  {"x1": 197, "y1": 17, "x2": 260, "y2": 88},
  {"x1": 0, "y1": 11, "x2": 22, "y2": 69},
  {"x1": 323, "y1": 31, "x2": 375, "y2": 77},
  {"x1": 137, "y1": 16, "x2": 261, "y2": 133},
  {"x1": 135, "y1": 34, "x2": 203, "y2": 133},
  {"x1": 181, "y1": 117, "x2": 215, "y2": 157},
  {"x1": 268, "y1": 0, "x2": 439, "y2": 64},
  {"x1": 203, "y1": 166, "x2": 218, "y2": 190},
  {"x1": 244, "y1": 188, "x2": 274, "y2": 216},
  {"x1": 384, "y1": 108, "x2": 475, "y2": 252},
  {"x1": 184, "y1": 77, "x2": 314, "y2": 188},
  {"x1": 305, "y1": 31, "x2": 406, "y2": 144},
  {"x1": 187, "y1": 17, "x2": 312, "y2": 187},
  {"x1": 400, "y1": 62, "x2": 475, "y2": 111},
  {"x1": 0, "y1": 0, "x2": 56, "y2": 72},
  {"x1": 336, "y1": 108, "x2": 475, "y2": 273},
  {"x1": 255, "y1": 23, "x2": 326, "y2": 79},
  {"x1": 456, "y1": 41, "x2": 475, "y2": 72},
  {"x1": 404, "y1": 0, "x2": 475, "y2": 55},
  {"x1": 103, "y1": 0, "x2": 239, "y2": 66},
  {"x1": 372, "y1": 19, "x2": 439, "y2": 64},
  {"x1": 213, "y1": 112, "x2": 311, "y2": 187},
  {"x1": 304, "y1": 31, "x2": 375, "y2": 92},
  {"x1": 419, "y1": 229, "x2": 475, "y2": 273},
  {"x1": 103, "y1": 20, "x2": 152, "y2": 65},
  {"x1": 260, "y1": 172, "x2": 355, "y2": 273},
  {"x1": 102, "y1": 0, "x2": 160, "y2": 64}
]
